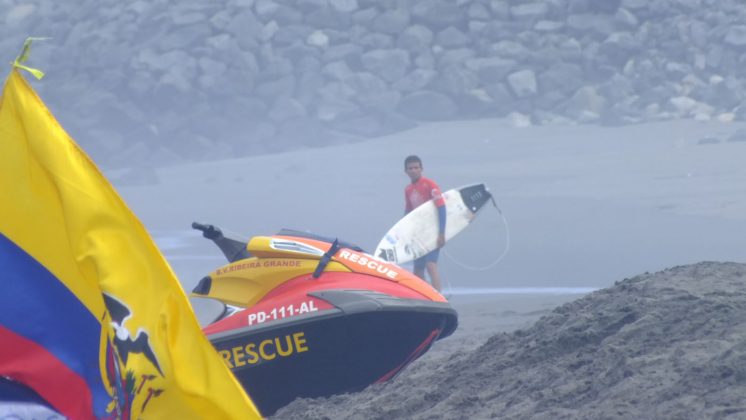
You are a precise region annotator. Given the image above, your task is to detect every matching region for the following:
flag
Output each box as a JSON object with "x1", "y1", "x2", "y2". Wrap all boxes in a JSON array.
[{"x1": 0, "y1": 68, "x2": 261, "y2": 418}]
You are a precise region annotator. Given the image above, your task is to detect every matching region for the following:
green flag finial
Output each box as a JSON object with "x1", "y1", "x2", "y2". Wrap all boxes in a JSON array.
[{"x1": 13, "y1": 37, "x2": 50, "y2": 80}]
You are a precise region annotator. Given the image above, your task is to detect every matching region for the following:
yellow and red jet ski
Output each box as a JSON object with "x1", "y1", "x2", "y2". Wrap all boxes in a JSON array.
[{"x1": 190, "y1": 223, "x2": 458, "y2": 416}]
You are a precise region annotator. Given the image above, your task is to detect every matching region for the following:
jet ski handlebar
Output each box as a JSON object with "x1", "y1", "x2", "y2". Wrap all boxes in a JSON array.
[
  {"x1": 192, "y1": 222, "x2": 224, "y2": 240},
  {"x1": 192, "y1": 221, "x2": 251, "y2": 263}
]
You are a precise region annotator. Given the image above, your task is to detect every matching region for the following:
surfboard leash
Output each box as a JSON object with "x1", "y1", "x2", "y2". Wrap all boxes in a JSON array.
[{"x1": 442, "y1": 198, "x2": 511, "y2": 272}]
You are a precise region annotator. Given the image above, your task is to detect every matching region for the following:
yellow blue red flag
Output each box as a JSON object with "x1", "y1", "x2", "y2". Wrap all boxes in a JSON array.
[{"x1": 0, "y1": 68, "x2": 261, "y2": 418}]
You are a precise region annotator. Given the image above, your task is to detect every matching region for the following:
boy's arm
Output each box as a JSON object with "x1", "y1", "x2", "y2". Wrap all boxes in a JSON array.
[
  {"x1": 432, "y1": 182, "x2": 447, "y2": 247},
  {"x1": 437, "y1": 205, "x2": 447, "y2": 248}
]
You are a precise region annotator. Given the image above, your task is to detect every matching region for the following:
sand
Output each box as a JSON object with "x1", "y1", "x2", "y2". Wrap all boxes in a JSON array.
[{"x1": 272, "y1": 262, "x2": 746, "y2": 419}]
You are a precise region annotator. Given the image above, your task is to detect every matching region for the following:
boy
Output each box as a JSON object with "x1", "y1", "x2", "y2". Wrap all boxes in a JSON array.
[{"x1": 403, "y1": 155, "x2": 446, "y2": 291}]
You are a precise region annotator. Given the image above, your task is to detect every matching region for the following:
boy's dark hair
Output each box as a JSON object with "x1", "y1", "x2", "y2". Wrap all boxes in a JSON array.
[{"x1": 404, "y1": 155, "x2": 422, "y2": 169}]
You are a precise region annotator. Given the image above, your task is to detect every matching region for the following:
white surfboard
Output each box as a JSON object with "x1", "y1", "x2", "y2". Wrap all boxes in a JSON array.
[{"x1": 374, "y1": 183, "x2": 492, "y2": 264}]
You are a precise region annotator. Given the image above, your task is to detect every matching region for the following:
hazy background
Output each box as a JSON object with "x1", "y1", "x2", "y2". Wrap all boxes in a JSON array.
[{"x1": 2, "y1": 0, "x2": 745, "y2": 303}]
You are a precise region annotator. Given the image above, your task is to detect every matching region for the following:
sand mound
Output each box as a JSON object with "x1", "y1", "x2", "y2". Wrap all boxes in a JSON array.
[{"x1": 272, "y1": 262, "x2": 746, "y2": 419}]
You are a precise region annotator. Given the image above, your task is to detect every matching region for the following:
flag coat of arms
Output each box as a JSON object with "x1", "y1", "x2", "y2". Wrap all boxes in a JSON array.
[{"x1": 0, "y1": 68, "x2": 260, "y2": 419}]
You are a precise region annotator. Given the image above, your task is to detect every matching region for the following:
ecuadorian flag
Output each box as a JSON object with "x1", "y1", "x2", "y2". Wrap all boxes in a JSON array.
[{"x1": 0, "y1": 68, "x2": 260, "y2": 419}]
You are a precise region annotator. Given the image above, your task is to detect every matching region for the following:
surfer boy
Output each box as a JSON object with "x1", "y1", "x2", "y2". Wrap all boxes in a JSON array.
[{"x1": 404, "y1": 155, "x2": 445, "y2": 291}]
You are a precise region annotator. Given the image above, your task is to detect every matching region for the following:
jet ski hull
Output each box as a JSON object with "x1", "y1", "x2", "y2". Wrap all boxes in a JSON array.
[
  {"x1": 207, "y1": 290, "x2": 457, "y2": 416},
  {"x1": 191, "y1": 224, "x2": 459, "y2": 416}
]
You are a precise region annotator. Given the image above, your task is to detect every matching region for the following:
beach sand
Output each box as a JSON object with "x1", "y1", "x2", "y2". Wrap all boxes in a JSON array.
[{"x1": 272, "y1": 262, "x2": 746, "y2": 419}]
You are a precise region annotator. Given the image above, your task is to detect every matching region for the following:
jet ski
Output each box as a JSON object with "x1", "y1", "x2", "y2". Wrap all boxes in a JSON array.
[{"x1": 190, "y1": 223, "x2": 458, "y2": 416}]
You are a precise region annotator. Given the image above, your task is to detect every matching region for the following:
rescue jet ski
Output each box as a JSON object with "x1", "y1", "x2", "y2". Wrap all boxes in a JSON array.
[{"x1": 190, "y1": 223, "x2": 458, "y2": 416}]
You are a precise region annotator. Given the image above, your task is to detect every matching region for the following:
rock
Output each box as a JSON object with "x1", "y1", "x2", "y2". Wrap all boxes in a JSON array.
[
  {"x1": 315, "y1": 97, "x2": 360, "y2": 122},
  {"x1": 157, "y1": 23, "x2": 211, "y2": 50},
  {"x1": 347, "y1": 71, "x2": 388, "y2": 97},
  {"x1": 254, "y1": 0, "x2": 279, "y2": 20},
  {"x1": 270, "y1": 6, "x2": 301, "y2": 25},
  {"x1": 268, "y1": 97, "x2": 307, "y2": 121},
  {"x1": 273, "y1": 116, "x2": 329, "y2": 149},
  {"x1": 467, "y1": 3, "x2": 491, "y2": 21},
  {"x1": 351, "y1": 8, "x2": 377, "y2": 25},
  {"x1": 465, "y1": 57, "x2": 517, "y2": 85},
  {"x1": 198, "y1": 57, "x2": 228, "y2": 81},
  {"x1": 570, "y1": 0, "x2": 621, "y2": 14},
  {"x1": 668, "y1": 96, "x2": 698, "y2": 115},
  {"x1": 357, "y1": 32, "x2": 394, "y2": 49},
  {"x1": 397, "y1": 25, "x2": 434, "y2": 52},
  {"x1": 360, "y1": 49, "x2": 411, "y2": 83},
  {"x1": 537, "y1": 62, "x2": 584, "y2": 96},
  {"x1": 488, "y1": 40, "x2": 531, "y2": 60},
  {"x1": 330, "y1": 114, "x2": 385, "y2": 136},
  {"x1": 510, "y1": 3, "x2": 549, "y2": 21},
  {"x1": 323, "y1": 43, "x2": 364, "y2": 63},
  {"x1": 534, "y1": 89, "x2": 567, "y2": 111},
  {"x1": 614, "y1": 7, "x2": 639, "y2": 28},
  {"x1": 411, "y1": 0, "x2": 466, "y2": 29},
  {"x1": 566, "y1": 13, "x2": 615, "y2": 36},
  {"x1": 392, "y1": 68, "x2": 438, "y2": 92},
  {"x1": 507, "y1": 69, "x2": 538, "y2": 98},
  {"x1": 431, "y1": 65, "x2": 479, "y2": 96},
  {"x1": 307, "y1": 30, "x2": 330, "y2": 48},
  {"x1": 306, "y1": 6, "x2": 351, "y2": 29},
  {"x1": 397, "y1": 90, "x2": 458, "y2": 120},
  {"x1": 534, "y1": 20, "x2": 565, "y2": 32},
  {"x1": 372, "y1": 8, "x2": 410, "y2": 34},
  {"x1": 273, "y1": 24, "x2": 314, "y2": 46},
  {"x1": 724, "y1": 25, "x2": 746, "y2": 49},
  {"x1": 322, "y1": 60, "x2": 355, "y2": 81},
  {"x1": 482, "y1": 82, "x2": 514, "y2": 116},
  {"x1": 598, "y1": 31, "x2": 642, "y2": 66},
  {"x1": 621, "y1": 0, "x2": 647, "y2": 10},
  {"x1": 562, "y1": 85, "x2": 606, "y2": 120},
  {"x1": 454, "y1": 89, "x2": 493, "y2": 116},
  {"x1": 329, "y1": 0, "x2": 358, "y2": 13},
  {"x1": 255, "y1": 75, "x2": 296, "y2": 100},
  {"x1": 508, "y1": 111, "x2": 532, "y2": 127},
  {"x1": 296, "y1": 0, "x2": 327, "y2": 13},
  {"x1": 488, "y1": 0, "x2": 510, "y2": 19},
  {"x1": 437, "y1": 47, "x2": 476, "y2": 68},
  {"x1": 436, "y1": 26, "x2": 470, "y2": 48},
  {"x1": 318, "y1": 81, "x2": 356, "y2": 103},
  {"x1": 261, "y1": 20, "x2": 280, "y2": 42}
]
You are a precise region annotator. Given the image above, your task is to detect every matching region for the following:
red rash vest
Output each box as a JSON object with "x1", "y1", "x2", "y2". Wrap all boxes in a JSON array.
[{"x1": 405, "y1": 176, "x2": 445, "y2": 213}]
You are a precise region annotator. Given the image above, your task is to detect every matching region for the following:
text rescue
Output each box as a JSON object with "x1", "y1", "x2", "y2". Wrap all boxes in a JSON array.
[{"x1": 220, "y1": 332, "x2": 309, "y2": 368}]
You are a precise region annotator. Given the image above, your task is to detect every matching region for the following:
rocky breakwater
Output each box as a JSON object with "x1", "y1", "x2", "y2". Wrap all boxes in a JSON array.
[{"x1": 2, "y1": 0, "x2": 746, "y2": 168}]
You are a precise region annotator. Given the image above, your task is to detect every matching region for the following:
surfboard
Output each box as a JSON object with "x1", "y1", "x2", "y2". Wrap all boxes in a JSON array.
[{"x1": 374, "y1": 183, "x2": 493, "y2": 265}]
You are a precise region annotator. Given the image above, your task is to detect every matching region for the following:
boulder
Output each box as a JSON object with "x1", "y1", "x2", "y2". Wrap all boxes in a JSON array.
[
  {"x1": 397, "y1": 90, "x2": 458, "y2": 120},
  {"x1": 507, "y1": 69, "x2": 538, "y2": 98},
  {"x1": 360, "y1": 48, "x2": 411, "y2": 82}
]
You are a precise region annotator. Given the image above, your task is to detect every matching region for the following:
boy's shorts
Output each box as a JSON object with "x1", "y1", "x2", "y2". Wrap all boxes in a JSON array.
[{"x1": 414, "y1": 249, "x2": 440, "y2": 272}]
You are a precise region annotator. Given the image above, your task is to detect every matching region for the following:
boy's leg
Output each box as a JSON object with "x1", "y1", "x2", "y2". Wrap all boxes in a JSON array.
[
  {"x1": 425, "y1": 261, "x2": 441, "y2": 291},
  {"x1": 413, "y1": 256, "x2": 426, "y2": 280}
]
